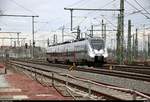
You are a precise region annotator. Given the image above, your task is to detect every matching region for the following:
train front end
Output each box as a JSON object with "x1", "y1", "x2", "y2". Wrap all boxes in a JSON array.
[{"x1": 88, "y1": 38, "x2": 108, "y2": 64}]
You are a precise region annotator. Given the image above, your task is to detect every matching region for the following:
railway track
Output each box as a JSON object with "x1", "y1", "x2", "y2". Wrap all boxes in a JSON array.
[
  {"x1": 7, "y1": 60, "x2": 150, "y2": 100},
  {"x1": 14, "y1": 58, "x2": 150, "y2": 75},
  {"x1": 102, "y1": 64, "x2": 150, "y2": 75},
  {"x1": 11, "y1": 58, "x2": 150, "y2": 82}
]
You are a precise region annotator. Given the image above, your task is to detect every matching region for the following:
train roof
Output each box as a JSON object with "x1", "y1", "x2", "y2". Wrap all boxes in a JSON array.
[{"x1": 49, "y1": 37, "x2": 103, "y2": 47}]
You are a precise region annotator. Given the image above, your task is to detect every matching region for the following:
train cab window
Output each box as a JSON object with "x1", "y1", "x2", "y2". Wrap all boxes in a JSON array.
[{"x1": 90, "y1": 39, "x2": 104, "y2": 50}]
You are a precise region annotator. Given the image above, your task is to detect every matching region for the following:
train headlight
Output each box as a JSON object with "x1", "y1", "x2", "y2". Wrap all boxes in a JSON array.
[
  {"x1": 94, "y1": 49, "x2": 99, "y2": 53},
  {"x1": 89, "y1": 52, "x2": 95, "y2": 58}
]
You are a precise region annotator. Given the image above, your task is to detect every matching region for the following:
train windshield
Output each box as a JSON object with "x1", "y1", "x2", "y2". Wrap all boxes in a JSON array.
[{"x1": 90, "y1": 39, "x2": 104, "y2": 50}]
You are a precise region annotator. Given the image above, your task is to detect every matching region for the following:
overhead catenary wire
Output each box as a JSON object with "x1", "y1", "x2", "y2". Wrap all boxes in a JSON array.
[
  {"x1": 84, "y1": 0, "x2": 117, "y2": 33},
  {"x1": 133, "y1": 0, "x2": 150, "y2": 17},
  {"x1": 100, "y1": 15, "x2": 117, "y2": 28},
  {"x1": 8, "y1": 0, "x2": 37, "y2": 15},
  {"x1": 83, "y1": 0, "x2": 117, "y2": 14},
  {"x1": 67, "y1": 0, "x2": 116, "y2": 9},
  {"x1": 67, "y1": 0, "x2": 149, "y2": 33},
  {"x1": 98, "y1": 0, "x2": 117, "y2": 9},
  {"x1": 125, "y1": 0, "x2": 150, "y2": 19},
  {"x1": 66, "y1": 0, "x2": 117, "y2": 20},
  {"x1": 126, "y1": 10, "x2": 143, "y2": 17},
  {"x1": 67, "y1": 0, "x2": 88, "y2": 8},
  {"x1": 66, "y1": 0, "x2": 117, "y2": 31},
  {"x1": 126, "y1": 6, "x2": 150, "y2": 17},
  {"x1": 83, "y1": 0, "x2": 117, "y2": 18},
  {"x1": 73, "y1": 17, "x2": 88, "y2": 29}
]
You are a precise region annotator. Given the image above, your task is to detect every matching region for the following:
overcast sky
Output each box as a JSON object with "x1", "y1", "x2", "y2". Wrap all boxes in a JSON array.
[{"x1": 0, "y1": 0, "x2": 150, "y2": 47}]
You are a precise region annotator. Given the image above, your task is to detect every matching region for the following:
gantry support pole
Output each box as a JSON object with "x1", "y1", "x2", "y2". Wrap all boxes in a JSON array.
[
  {"x1": 104, "y1": 24, "x2": 106, "y2": 45},
  {"x1": 116, "y1": 14, "x2": 121, "y2": 64},
  {"x1": 102, "y1": 19, "x2": 104, "y2": 38},
  {"x1": 127, "y1": 20, "x2": 132, "y2": 64},
  {"x1": 47, "y1": 38, "x2": 49, "y2": 47},
  {"x1": 62, "y1": 25, "x2": 65, "y2": 42},
  {"x1": 17, "y1": 33, "x2": 20, "y2": 47},
  {"x1": 70, "y1": 9, "x2": 73, "y2": 31},
  {"x1": 135, "y1": 28, "x2": 138, "y2": 58},
  {"x1": 120, "y1": 0, "x2": 124, "y2": 64},
  {"x1": 91, "y1": 25, "x2": 93, "y2": 37},
  {"x1": 53, "y1": 34, "x2": 56, "y2": 44},
  {"x1": 32, "y1": 16, "x2": 35, "y2": 59},
  {"x1": 148, "y1": 33, "x2": 150, "y2": 58},
  {"x1": 132, "y1": 34, "x2": 135, "y2": 61},
  {"x1": 76, "y1": 26, "x2": 80, "y2": 39},
  {"x1": 143, "y1": 24, "x2": 147, "y2": 61}
]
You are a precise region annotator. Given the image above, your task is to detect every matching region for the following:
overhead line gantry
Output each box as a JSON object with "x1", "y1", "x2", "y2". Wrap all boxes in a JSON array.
[
  {"x1": 0, "y1": 14, "x2": 39, "y2": 58},
  {"x1": 64, "y1": 8, "x2": 121, "y2": 31}
]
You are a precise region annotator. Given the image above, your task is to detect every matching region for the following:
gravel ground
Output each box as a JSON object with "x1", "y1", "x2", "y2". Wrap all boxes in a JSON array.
[
  {"x1": 70, "y1": 70, "x2": 150, "y2": 94},
  {"x1": 14, "y1": 61, "x2": 150, "y2": 95}
]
